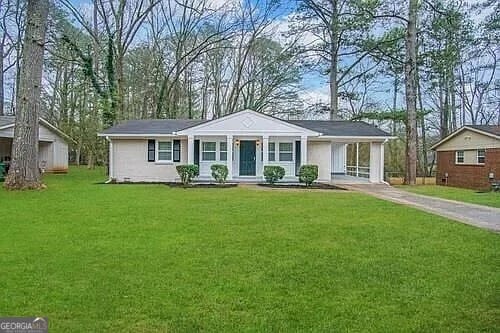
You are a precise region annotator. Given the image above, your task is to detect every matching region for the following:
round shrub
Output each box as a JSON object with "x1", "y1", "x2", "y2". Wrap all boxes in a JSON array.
[
  {"x1": 210, "y1": 164, "x2": 229, "y2": 184},
  {"x1": 263, "y1": 165, "x2": 285, "y2": 184},
  {"x1": 176, "y1": 164, "x2": 199, "y2": 185},
  {"x1": 299, "y1": 164, "x2": 318, "y2": 186}
]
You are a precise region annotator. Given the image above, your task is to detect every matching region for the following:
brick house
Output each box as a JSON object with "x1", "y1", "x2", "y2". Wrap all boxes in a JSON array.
[{"x1": 432, "y1": 125, "x2": 500, "y2": 191}]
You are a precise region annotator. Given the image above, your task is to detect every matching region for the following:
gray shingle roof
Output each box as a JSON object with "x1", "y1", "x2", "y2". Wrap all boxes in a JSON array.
[
  {"x1": 100, "y1": 119, "x2": 207, "y2": 135},
  {"x1": 287, "y1": 120, "x2": 391, "y2": 137},
  {"x1": 467, "y1": 125, "x2": 500, "y2": 137},
  {"x1": 101, "y1": 117, "x2": 391, "y2": 137}
]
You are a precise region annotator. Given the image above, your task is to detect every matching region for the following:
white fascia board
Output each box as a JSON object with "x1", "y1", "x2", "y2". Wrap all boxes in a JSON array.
[{"x1": 97, "y1": 133, "x2": 179, "y2": 138}]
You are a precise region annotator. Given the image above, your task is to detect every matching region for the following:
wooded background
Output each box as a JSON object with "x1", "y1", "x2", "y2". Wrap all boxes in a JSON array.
[{"x1": 1, "y1": 0, "x2": 498, "y2": 178}]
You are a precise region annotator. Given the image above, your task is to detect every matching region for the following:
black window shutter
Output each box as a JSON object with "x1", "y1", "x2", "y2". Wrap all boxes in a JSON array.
[
  {"x1": 295, "y1": 141, "x2": 301, "y2": 176},
  {"x1": 147, "y1": 140, "x2": 156, "y2": 162},
  {"x1": 173, "y1": 140, "x2": 181, "y2": 162},
  {"x1": 194, "y1": 140, "x2": 200, "y2": 166}
]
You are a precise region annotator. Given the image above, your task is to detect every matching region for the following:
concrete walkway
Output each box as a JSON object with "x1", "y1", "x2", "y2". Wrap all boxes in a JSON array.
[{"x1": 343, "y1": 184, "x2": 500, "y2": 232}]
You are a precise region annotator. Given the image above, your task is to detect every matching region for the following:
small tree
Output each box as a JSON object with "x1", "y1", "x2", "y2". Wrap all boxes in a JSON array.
[
  {"x1": 210, "y1": 164, "x2": 229, "y2": 184},
  {"x1": 176, "y1": 164, "x2": 199, "y2": 185},
  {"x1": 299, "y1": 165, "x2": 318, "y2": 186},
  {"x1": 263, "y1": 166, "x2": 285, "y2": 184}
]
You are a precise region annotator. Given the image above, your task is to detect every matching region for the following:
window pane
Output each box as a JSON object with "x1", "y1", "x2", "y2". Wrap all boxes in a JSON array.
[
  {"x1": 280, "y1": 152, "x2": 293, "y2": 161},
  {"x1": 159, "y1": 141, "x2": 171, "y2": 151},
  {"x1": 478, "y1": 150, "x2": 485, "y2": 163},
  {"x1": 268, "y1": 142, "x2": 276, "y2": 161},
  {"x1": 279, "y1": 142, "x2": 293, "y2": 152},
  {"x1": 202, "y1": 142, "x2": 216, "y2": 152},
  {"x1": 220, "y1": 142, "x2": 227, "y2": 151},
  {"x1": 202, "y1": 152, "x2": 216, "y2": 161},
  {"x1": 456, "y1": 151, "x2": 464, "y2": 163},
  {"x1": 159, "y1": 151, "x2": 172, "y2": 161},
  {"x1": 220, "y1": 152, "x2": 227, "y2": 161}
]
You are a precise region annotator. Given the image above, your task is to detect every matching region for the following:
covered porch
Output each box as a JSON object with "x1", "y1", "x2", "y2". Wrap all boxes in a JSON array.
[
  {"x1": 182, "y1": 134, "x2": 386, "y2": 184},
  {"x1": 0, "y1": 136, "x2": 54, "y2": 172}
]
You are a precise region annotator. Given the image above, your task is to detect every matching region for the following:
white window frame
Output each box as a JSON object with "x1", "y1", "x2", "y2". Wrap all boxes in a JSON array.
[
  {"x1": 219, "y1": 142, "x2": 227, "y2": 161},
  {"x1": 455, "y1": 150, "x2": 464, "y2": 164},
  {"x1": 477, "y1": 149, "x2": 485, "y2": 164},
  {"x1": 278, "y1": 142, "x2": 294, "y2": 162},
  {"x1": 157, "y1": 140, "x2": 173, "y2": 162},
  {"x1": 202, "y1": 141, "x2": 217, "y2": 161}
]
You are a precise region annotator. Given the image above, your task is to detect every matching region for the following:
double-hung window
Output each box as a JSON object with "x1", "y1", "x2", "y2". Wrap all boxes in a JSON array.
[
  {"x1": 477, "y1": 149, "x2": 485, "y2": 164},
  {"x1": 219, "y1": 142, "x2": 228, "y2": 161},
  {"x1": 157, "y1": 141, "x2": 173, "y2": 162},
  {"x1": 202, "y1": 142, "x2": 217, "y2": 161},
  {"x1": 455, "y1": 150, "x2": 464, "y2": 164},
  {"x1": 268, "y1": 142, "x2": 276, "y2": 161},
  {"x1": 279, "y1": 142, "x2": 293, "y2": 162}
]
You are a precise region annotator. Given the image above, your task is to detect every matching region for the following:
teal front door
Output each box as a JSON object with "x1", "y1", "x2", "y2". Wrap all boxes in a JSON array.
[{"x1": 239, "y1": 140, "x2": 256, "y2": 176}]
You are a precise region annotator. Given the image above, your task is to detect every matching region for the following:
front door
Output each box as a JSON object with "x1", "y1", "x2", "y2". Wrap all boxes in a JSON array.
[{"x1": 239, "y1": 140, "x2": 256, "y2": 176}]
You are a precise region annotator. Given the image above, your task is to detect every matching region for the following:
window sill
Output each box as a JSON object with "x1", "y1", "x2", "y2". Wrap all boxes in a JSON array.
[
  {"x1": 455, "y1": 163, "x2": 485, "y2": 166},
  {"x1": 155, "y1": 161, "x2": 174, "y2": 165}
]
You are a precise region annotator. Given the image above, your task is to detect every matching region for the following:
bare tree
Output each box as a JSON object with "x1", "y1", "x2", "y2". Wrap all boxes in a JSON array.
[{"x1": 4, "y1": 0, "x2": 49, "y2": 190}]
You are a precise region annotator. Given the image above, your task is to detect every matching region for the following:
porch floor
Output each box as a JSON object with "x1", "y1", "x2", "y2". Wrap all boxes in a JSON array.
[{"x1": 331, "y1": 174, "x2": 371, "y2": 184}]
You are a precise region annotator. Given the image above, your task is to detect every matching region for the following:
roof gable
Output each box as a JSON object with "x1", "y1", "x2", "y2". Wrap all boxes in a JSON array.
[
  {"x1": 431, "y1": 126, "x2": 500, "y2": 150},
  {"x1": 177, "y1": 110, "x2": 320, "y2": 136},
  {"x1": 0, "y1": 116, "x2": 73, "y2": 142}
]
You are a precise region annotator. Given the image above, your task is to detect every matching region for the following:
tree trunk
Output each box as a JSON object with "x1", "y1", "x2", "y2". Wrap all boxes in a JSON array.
[
  {"x1": 329, "y1": 0, "x2": 339, "y2": 120},
  {"x1": 4, "y1": 0, "x2": 49, "y2": 190},
  {"x1": 404, "y1": 0, "x2": 418, "y2": 185},
  {"x1": 0, "y1": 34, "x2": 4, "y2": 116}
]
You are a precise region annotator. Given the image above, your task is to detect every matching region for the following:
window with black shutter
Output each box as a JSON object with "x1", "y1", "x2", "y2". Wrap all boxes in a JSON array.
[
  {"x1": 173, "y1": 140, "x2": 181, "y2": 162},
  {"x1": 147, "y1": 139, "x2": 155, "y2": 162}
]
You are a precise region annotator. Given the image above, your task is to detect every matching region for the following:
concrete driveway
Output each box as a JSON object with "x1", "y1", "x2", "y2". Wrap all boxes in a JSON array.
[{"x1": 343, "y1": 184, "x2": 500, "y2": 232}]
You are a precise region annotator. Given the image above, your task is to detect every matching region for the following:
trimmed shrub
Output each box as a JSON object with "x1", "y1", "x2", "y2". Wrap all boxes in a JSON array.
[
  {"x1": 299, "y1": 164, "x2": 318, "y2": 186},
  {"x1": 176, "y1": 164, "x2": 199, "y2": 185},
  {"x1": 210, "y1": 164, "x2": 229, "y2": 184},
  {"x1": 263, "y1": 165, "x2": 285, "y2": 184}
]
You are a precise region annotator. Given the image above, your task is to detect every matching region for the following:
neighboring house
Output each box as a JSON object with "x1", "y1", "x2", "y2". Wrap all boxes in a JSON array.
[
  {"x1": 431, "y1": 125, "x2": 500, "y2": 190},
  {"x1": 99, "y1": 110, "x2": 393, "y2": 183},
  {"x1": 0, "y1": 116, "x2": 71, "y2": 173}
]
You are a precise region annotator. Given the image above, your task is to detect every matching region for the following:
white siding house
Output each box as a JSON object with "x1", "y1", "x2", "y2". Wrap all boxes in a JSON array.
[
  {"x1": 0, "y1": 116, "x2": 71, "y2": 172},
  {"x1": 99, "y1": 110, "x2": 393, "y2": 183}
]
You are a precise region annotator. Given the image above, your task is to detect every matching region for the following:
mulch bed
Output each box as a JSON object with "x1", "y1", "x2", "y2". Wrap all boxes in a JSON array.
[
  {"x1": 167, "y1": 183, "x2": 238, "y2": 188},
  {"x1": 257, "y1": 183, "x2": 346, "y2": 190}
]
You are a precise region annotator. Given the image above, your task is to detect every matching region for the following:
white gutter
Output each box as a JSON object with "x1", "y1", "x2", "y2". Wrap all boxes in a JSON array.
[{"x1": 105, "y1": 136, "x2": 114, "y2": 183}]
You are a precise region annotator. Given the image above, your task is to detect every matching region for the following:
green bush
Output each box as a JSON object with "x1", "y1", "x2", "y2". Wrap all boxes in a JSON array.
[
  {"x1": 299, "y1": 165, "x2": 318, "y2": 186},
  {"x1": 263, "y1": 165, "x2": 285, "y2": 184},
  {"x1": 210, "y1": 164, "x2": 229, "y2": 184},
  {"x1": 176, "y1": 164, "x2": 199, "y2": 185}
]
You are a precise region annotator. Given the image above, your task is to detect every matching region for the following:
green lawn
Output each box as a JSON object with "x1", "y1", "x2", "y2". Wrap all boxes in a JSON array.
[
  {"x1": 398, "y1": 185, "x2": 500, "y2": 208},
  {"x1": 1, "y1": 168, "x2": 499, "y2": 332}
]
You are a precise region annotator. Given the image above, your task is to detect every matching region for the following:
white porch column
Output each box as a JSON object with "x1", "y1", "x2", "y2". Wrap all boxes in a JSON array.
[
  {"x1": 369, "y1": 141, "x2": 384, "y2": 183},
  {"x1": 227, "y1": 135, "x2": 233, "y2": 180},
  {"x1": 262, "y1": 135, "x2": 269, "y2": 169},
  {"x1": 300, "y1": 135, "x2": 308, "y2": 165},
  {"x1": 356, "y1": 142, "x2": 360, "y2": 177},
  {"x1": 187, "y1": 135, "x2": 194, "y2": 164}
]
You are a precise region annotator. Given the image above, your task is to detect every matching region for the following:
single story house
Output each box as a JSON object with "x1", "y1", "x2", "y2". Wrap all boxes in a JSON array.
[
  {"x1": 99, "y1": 110, "x2": 393, "y2": 183},
  {"x1": 0, "y1": 116, "x2": 71, "y2": 173},
  {"x1": 431, "y1": 125, "x2": 500, "y2": 190}
]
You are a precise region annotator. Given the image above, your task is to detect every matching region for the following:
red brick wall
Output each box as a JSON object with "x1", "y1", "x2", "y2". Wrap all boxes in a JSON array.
[{"x1": 436, "y1": 148, "x2": 500, "y2": 190}]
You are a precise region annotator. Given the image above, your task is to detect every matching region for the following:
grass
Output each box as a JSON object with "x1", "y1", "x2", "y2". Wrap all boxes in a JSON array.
[
  {"x1": 0, "y1": 167, "x2": 499, "y2": 332},
  {"x1": 398, "y1": 185, "x2": 500, "y2": 208}
]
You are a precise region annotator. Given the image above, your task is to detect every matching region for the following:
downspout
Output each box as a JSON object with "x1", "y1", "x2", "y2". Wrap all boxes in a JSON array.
[{"x1": 105, "y1": 136, "x2": 114, "y2": 183}]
